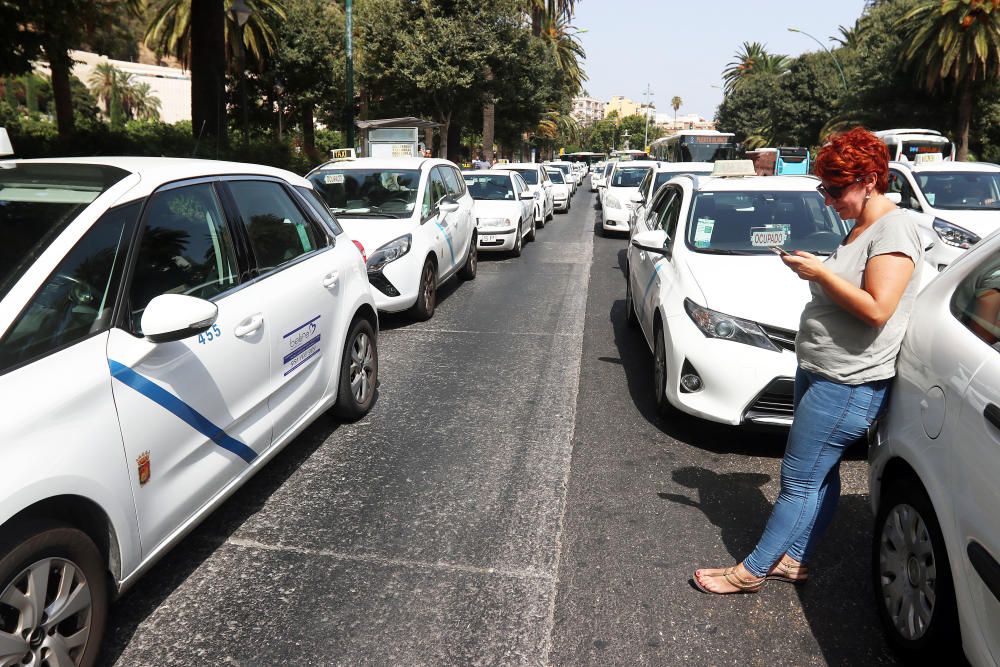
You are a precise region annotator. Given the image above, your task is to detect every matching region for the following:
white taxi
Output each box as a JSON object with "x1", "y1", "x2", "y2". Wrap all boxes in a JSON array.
[
  {"x1": 625, "y1": 162, "x2": 851, "y2": 426},
  {"x1": 492, "y1": 162, "x2": 555, "y2": 227},
  {"x1": 629, "y1": 162, "x2": 714, "y2": 233},
  {"x1": 463, "y1": 170, "x2": 536, "y2": 256},
  {"x1": 888, "y1": 158, "x2": 1000, "y2": 270},
  {"x1": 544, "y1": 166, "x2": 572, "y2": 212},
  {"x1": 307, "y1": 157, "x2": 478, "y2": 320},
  {"x1": 602, "y1": 160, "x2": 653, "y2": 235},
  {"x1": 0, "y1": 157, "x2": 378, "y2": 665}
]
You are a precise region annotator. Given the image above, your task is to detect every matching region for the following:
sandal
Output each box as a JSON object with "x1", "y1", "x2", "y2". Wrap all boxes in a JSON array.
[
  {"x1": 692, "y1": 566, "x2": 766, "y2": 595},
  {"x1": 766, "y1": 557, "x2": 809, "y2": 585}
]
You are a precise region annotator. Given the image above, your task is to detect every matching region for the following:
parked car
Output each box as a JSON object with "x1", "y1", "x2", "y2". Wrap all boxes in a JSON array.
[
  {"x1": 602, "y1": 160, "x2": 654, "y2": 235},
  {"x1": 492, "y1": 162, "x2": 555, "y2": 227},
  {"x1": 545, "y1": 160, "x2": 579, "y2": 193},
  {"x1": 0, "y1": 157, "x2": 379, "y2": 666},
  {"x1": 544, "y1": 166, "x2": 572, "y2": 212},
  {"x1": 463, "y1": 169, "x2": 536, "y2": 256},
  {"x1": 307, "y1": 156, "x2": 477, "y2": 320},
  {"x1": 868, "y1": 227, "x2": 1000, "y2": 665},
  {"x1": 888, "y1": 158, "x2": 1000, "y2": 270},
  {"x1": 625, "y1": 162, "x2": 852, "y2": 426},
  {"x1": 629, "y1": 162, "x2": 714, "y2": 232},
  {"x1": 590, "y1": 161, "x2": 606, "y2": 192}
]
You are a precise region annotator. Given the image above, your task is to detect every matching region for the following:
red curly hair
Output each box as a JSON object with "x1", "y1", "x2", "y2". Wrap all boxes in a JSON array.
[{"x1": 814, "y1": 127, "x2": 889, "y2": 193}]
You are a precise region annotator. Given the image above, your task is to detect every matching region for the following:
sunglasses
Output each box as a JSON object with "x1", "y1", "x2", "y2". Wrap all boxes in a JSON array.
[{"x1": 816, "y1": 177, "x2": 863, "y2": 200}]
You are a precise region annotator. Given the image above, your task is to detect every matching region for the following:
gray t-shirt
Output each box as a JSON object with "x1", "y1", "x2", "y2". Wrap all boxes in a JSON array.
[{"x1": 796, "y1": 208, "x2": 924, "y2": 384}]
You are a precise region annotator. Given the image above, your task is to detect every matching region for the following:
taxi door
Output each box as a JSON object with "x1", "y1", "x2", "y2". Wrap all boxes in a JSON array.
[
  {"x1": 106, "y1": 181, "x2": 272, "y2": 555},
  {"x1": 427, "y1": 167, "x2": 459, "y2": 277},
  {"x1": 632, "y1": 188, "x2": 680, "y2": 343},
  {"x1": 222, "y1": 179, "x2": 345, "y2": 443},
  {"x1": 442, "y1": 165, "x2": 475, "y2": 258}
]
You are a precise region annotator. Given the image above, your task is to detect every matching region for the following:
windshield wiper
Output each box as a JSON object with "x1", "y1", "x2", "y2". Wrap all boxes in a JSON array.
[
  {"x1": 695, "y1": 248, "x2": 754, "y2": 255},
  {"x1": 334, "y1": 211, "x2": 398, "y2": 218}
]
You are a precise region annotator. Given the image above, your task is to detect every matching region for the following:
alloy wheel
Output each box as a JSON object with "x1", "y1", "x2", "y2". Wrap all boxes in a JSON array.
[{"x1": 349, "y1": 332, "x2": 375, "y2": 404}]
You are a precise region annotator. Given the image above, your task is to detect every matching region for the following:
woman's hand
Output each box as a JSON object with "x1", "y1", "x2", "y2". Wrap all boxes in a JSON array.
[{"x1": 781, "y1": 251, "x2": 826, "y2": 282}]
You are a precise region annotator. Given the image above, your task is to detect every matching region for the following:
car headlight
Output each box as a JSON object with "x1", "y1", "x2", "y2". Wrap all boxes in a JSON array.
[
  {"x1": 684, "y1": 298, "x2": 779, "y2": 351},
  {"x1": 932, "y1": 217, "x2": 980, "y2": 249},
  {"x1": 366, "y1": 234, "x2": 411, "y2": 273},
  {"x1": 478, "y1": 217, "x2": 508, "y2": 228},
  {"x1": 606, "y1": 194, "x2": 621, "y2": 209}
]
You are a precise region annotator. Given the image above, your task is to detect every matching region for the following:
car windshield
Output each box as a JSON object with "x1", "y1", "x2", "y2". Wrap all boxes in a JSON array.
[
  {"x1": 464, "y1": 174, "x2": 515, "y2": 200},
  {"x1": 0, "y1": 162, "x2": 129, "y2": 300},
  {"x1": 611, "y1": 167, "x2": 651, "y2": 188},
  {"x1": 915, "y1": 171, "x2": 1000, "y2": 210},
  {"x1": 307, "y1": 168, "x2": 420, "y2": 218},
  {"x1": 508, "y1": 168, "x2": 537, "y2": 185},
  {"x1": 546, "y1": 170, "x2": 565, "y2": 184},
  {"x1": 555, "y1": 164, "x2": 571, "y2": 176},
  {"x1": 685, "y1": 190, "x2": 849, "y2": 255}
]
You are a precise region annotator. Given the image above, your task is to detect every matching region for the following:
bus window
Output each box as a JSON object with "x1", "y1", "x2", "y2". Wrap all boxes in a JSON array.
[{"x1": 775, "y1": 147, "x2": 810, "y2": 175}]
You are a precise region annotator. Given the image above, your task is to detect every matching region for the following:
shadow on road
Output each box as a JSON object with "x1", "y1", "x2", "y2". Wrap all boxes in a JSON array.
[{"x1": 377, "y1": 276, "x2": 462, "y2": 331}]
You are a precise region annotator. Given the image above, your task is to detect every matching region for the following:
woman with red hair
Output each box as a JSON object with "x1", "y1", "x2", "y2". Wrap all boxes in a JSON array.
[{"x1": 694, "y1": 127, "x2": 926, "y2": 594}]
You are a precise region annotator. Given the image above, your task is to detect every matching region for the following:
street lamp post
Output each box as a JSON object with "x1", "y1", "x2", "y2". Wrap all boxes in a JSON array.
[
  {"x1": 231, "y1": 0, "x2": 252, "y2": 148},
  {"x1": 345, "y1": 0, "x2": 355, "y2": 152},
  {"x1": 642, "y1": 83, "x2": 653, "y2": 151},
  {"x1": 788, "y1": 27, "x2": 847, "y2": 91}
]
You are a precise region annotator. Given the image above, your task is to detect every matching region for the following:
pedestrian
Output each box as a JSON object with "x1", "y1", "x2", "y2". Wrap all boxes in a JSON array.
[{"x1": 693, "y1": 127, "x2": 926, "y2": 594}]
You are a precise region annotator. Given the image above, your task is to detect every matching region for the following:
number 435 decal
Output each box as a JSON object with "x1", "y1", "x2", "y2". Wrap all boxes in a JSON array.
[{"x1": 198, "y1": 324, "x2": 222, "y2": 344}]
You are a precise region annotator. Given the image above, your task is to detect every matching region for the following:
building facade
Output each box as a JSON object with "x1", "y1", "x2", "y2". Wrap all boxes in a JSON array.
[
  {"x1": 655, "y1": 112, "x2": 715, "y2": 132},
  {"x1": 571, "y1": 96, "x2": 605, "y2": 125}
]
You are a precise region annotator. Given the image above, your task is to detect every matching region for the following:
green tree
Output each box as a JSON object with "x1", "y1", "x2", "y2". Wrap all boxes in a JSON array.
[
  {"x1": 671, "y1": 95, "x2": 682, "y2": 123},
  {"x1": 897, "y1": 0, "x2": 1000, "y2": 160},
  {"x1": 722, "y1": 42, "x2": 789, "y2": 96}
]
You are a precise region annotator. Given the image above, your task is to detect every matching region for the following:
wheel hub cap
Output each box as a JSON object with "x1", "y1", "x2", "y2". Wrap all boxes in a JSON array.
[{"x1": 906, "y1": 556, "x2": 921, "y2": 587}]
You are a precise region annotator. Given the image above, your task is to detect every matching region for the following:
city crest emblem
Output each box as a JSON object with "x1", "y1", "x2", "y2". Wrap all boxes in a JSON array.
[{"x1": 137, "y1": 451, "x2": 151, "y2": 486}]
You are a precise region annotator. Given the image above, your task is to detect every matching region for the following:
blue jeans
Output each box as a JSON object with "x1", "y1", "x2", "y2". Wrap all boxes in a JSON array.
[{"x1": 743, "y1": 367, "x2": 890, "y2": 578}]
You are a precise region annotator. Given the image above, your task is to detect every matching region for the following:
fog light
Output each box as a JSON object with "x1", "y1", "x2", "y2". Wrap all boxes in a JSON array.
[{"x1": 680, "y1": 373, "x2": 703, "y2": 392}]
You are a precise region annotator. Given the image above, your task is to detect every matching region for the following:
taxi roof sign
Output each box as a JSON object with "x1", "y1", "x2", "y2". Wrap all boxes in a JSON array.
[
  {"x1": 914, "y1": 152, "x2": 944, "y2": 164},
  {"x1": 330, "y1": 148, "x2": 356, "y2": 160},
  {"x1": 710, "y1": 159, "x2": 757, "y2": 177}
]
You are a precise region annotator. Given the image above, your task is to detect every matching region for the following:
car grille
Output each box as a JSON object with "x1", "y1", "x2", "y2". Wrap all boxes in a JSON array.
[
  {"x1": 743, "y1": 377, "x2": 795, "y2": 422},
  {"x1": 759, "y1": 323, "x2": 797, "y2": 352}
]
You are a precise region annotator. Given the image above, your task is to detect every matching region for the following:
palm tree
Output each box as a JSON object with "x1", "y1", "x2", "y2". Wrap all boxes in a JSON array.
[
  {"x1": 831, "y1": 22, "x2": 861, "y2": 49},
  {"x1": 523, "y1": 0, "x2": 578, "y2": 37},
  {"x1": 722, "y1": 42, "x2": 789, "y2": 96},
  {"x1": 129, "y1": 82, "x2": 163, "y2": 121},
  {"x1": 897, "y1": 0, "x2": 1000, "y2": 160},
  {"x1": 671, "y1": 95, "x2": 682, "y2": 124}
]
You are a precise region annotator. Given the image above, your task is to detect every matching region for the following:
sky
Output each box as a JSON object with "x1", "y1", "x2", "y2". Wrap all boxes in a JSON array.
[{"x1": 573, "y1": 0, "x2": 869, "y2": 122}]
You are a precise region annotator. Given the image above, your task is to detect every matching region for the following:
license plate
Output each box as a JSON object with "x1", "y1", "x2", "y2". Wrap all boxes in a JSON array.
[{"x1": 480, "y1": 234, "x2": 496, "y2": 242}]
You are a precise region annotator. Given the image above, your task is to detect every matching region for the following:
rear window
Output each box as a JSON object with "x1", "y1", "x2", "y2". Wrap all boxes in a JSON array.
[
  {"x1": 463, "y1": 174, "x2": 515, "y2": 200},
  {"x1": 510, "y1": 169, "x2": 538, "y2": 185},
  {"x1": 611, "y1": 167, "x2": 651, "y2": 188}
]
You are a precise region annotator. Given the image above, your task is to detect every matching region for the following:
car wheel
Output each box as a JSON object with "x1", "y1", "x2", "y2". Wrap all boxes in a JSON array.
[
  {"x1": 566, "y1": 199, "x2": 571, "y2": 213},
  {"x1": 872, "y1": 478, "x2": 960, "y2": 661},
  {"x1": 654, "y1": 323, "x2": 671, "y2": 415},
  {"x1": 511, "y1": 222, "x2": 523, "y2": 257},
  {"x1": 0, "y1": 519, "x2": 108, "y2": 667},
  {"x1": 526, "y1": 217, "x2": 536, "y2": 242},
  {"x1": 546, "y1": 208, "x2": 553, "y2": 222},
  {"x1": 625, "y1": 268, "x2": 638, "y2": 328},
  {"x1": 459, "y1": 233, "x2": 478, "y2": 280},
  {"x1": 410, "y1": 258, "x2": 436, "y2": 321},
  {"x1": 332, "y1": 317, "x2": 378, "y2": 421}
]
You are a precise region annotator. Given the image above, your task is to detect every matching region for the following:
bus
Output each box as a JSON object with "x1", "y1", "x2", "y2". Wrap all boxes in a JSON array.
[
  {"x1": 564, "y1": 151, "x2": 607, "y2": 168},
  {"x1": 609, "y1": 149, "x2": 650, "y2": 161},
  {"x1": 874, "y1": 129, "x2": 955, "y2": 162},
  {"x1": 775, "y1": 146, "x2": 810, "y2": 174},
  {"x1": 649, "y1": 130, "x2": 738, "y2": 163}
]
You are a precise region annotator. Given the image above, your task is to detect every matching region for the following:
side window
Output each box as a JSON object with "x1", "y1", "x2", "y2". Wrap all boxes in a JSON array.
[
  {"x1": 0, "y1": 202, "x2": 138, "y2": 373},
  {"x1": 889, "y1": 171, "x2": 918, "y2": 210},
  {"x1": 430, "y1": 168, "x2": 448, "y2": 205},
  {"x1": 295, "y1": 185, "x2": 343, "y2": 236},
  {"x1": 951, "y1": 254, "x2": 1000, "y2": 350},
  {"x1": 660, "y1": 190, "x2": 683, "y2": 238},
  {"x1": 639, "y1": 171, "x2": 652, "y2": 199},
  {"x1": 128, "y1": 184, "x2": 239, "y2": 332},
  {"x1": 227, "y1": 180, "x2": 327, "y2": 273},
  {"x1": 443, "y1": 167, "x2": 465, "y2": 197}
]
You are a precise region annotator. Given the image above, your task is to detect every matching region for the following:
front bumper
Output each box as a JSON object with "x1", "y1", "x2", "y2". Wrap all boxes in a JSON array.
[
  {"x1": 368, "y1": 252, "x2": 423, "y2": 312},
  {"x1": 603, "y1": 205, "x2": 631, "y2": 230},
  {"x1": 477, "y1": 226, "x2": 518, "y2": 251}
]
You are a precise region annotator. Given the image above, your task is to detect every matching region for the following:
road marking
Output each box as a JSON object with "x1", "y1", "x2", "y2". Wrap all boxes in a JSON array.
[{"x1": 226, "y1": 537, "x2": 555, "y2": 582}]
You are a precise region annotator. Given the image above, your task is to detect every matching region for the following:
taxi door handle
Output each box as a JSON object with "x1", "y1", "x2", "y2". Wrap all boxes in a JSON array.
[
  {"x1": 234, "y1": 314, "x2": 263, "y2": 338},
  {"x1": 322, "y1": 270, "x2": 339, "y2": 289}
]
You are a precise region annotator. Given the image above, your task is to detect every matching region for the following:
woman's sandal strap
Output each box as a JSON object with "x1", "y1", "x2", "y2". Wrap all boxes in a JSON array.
[{"x1": 722, "y1": 567, "x2": 765, "y2": 591}]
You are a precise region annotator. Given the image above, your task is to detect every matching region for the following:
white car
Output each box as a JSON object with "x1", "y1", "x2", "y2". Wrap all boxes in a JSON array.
[
  {"x1": 590, "y1": 161, "x2": 606, "y2": 192},
  {"x1": 630, "y1": 162, "x2": 714, "y2": 232},
  {"x1": 544, "y1": 167, "x2": 572, "y2": 212},
  {"x1": 0, "y1": 157, "x2": 378, "y2": 665},
  {"x1": 625, "y1": 164, "x2": 851, "y2": 426},
  {"x1": 493, "y1": 162, "x2": 555, "y2": 226},
  {"x1": 602, "y1": 160, "x2": 654, "y2": 235},
  {"x1": 868, "y1": 228, "x2": 1000, "y2": 666},
  {"x1": 307, "y1": 157, "x2": 478, "y2": 320},
  {"x1": 888, "y1": 159, "x2": 1000, "y2": 270},
  {"x1": 463, "y1": 170, "x2": 536, "y2": 256},
  {"x1": 596, "y1": 161, "x2": 616, "y2": 203},
  {"x1": 546, "y1": 161, "x2": 578, "y2": 193}
]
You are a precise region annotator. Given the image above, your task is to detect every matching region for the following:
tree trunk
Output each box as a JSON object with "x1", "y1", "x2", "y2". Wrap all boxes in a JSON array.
[
  {"x1": 303, "y1": 101, "x2": 317, "y2": 159},
  {"x1": 45, "y1": 44, "x2": 74, "y2": 138},
  {"x1": 956, "y1": 80, "x2": 973, "y2": 162},
  {"x1": 482, "y1": 67, "x2": 495, "y2": 162},
  {"x1": 424, "y1": 126, "x2": 434, "y2": 156},
  {"x1": 190, "y1": 0, "x2": 226, "y2": 141},
  {"x1": 438, "y1": 113, "x2": 451, "y2": 161},
  {"x1": 447, "y1": 120, "x2": 462, "y2": 164},
  {"x1": 531, "y1": 7, "x2": 544, "y2": 36}
]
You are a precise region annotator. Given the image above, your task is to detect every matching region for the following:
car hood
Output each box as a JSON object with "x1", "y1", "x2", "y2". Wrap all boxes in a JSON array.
[
  {"x1": 929, "y1": 208, "x2": 1000, "y2": 238},
  {"x1": 683, "y1": 252, "x2": 812, "y2": 330},
  {"x1": 336, "y1": 217, "x2": 418, "y2": 253},
  {"x1": 471, "y1": 200, "x2": 521, "y2": 221}
]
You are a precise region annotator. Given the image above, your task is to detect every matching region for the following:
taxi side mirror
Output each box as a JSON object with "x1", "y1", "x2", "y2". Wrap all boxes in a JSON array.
[
  {"x1": 630, "y1": 193, "x2": 644, "y2": 204},
  {"x1": 439, "y1": 200, "x2": 460, "y2": 213},
  {"x1": 141, "y1": 294, "x2": 218, "y2": 344},
  {"x1": 631, "y1": 229, "x2": 670, "y2": 256},
  {"x1": 885, "y1": 192, "x2": 902, "y2": 205},
  {"x1": 519, "y1": 192, "x2": 534, "y2": 200}
]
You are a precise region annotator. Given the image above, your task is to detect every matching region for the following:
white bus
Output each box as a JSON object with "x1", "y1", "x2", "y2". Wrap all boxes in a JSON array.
[
  {"x1": 649, "y1": 130, "x2": 738, "y2": 163},
  {"x1": 874, "y1": 128, "x2": 955, "y2": 162}
]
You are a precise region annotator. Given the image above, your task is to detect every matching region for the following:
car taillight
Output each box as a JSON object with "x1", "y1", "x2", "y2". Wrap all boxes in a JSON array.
[{"x1": 352, "y1": 240, "x2": 366, "y2": 262}]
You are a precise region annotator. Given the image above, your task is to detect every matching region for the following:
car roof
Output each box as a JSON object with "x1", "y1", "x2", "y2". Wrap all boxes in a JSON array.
[
  {"x1": 463, "y1": 169, "x2": 515, "y2": 177},
  {"x1": 310, "y1": 156, "x2": 452, "y2": 172},
  {"x1": 6, "y1": 156, "x2": 308, "y2": 186},
  {"x1": 613, "y1": 160, "x2": 655, "y2": 168},
  {"x1": 891, "y1": 160, "x2": 1000, "y2": 173},
  {"x1": 651, "y1": 161, "x2": 714, "y2": 174},
  {"x1": 690, "y1": 174, "x2": 820, "y2": 192},
  {"x1": 494, "y1": 162, "x2": 544, "y2": 170}
]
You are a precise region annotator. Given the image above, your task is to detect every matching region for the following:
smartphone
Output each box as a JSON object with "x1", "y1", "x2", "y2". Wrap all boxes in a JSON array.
[{"x1": 770, "y1": 245, "x2": 791, "y2": 256}]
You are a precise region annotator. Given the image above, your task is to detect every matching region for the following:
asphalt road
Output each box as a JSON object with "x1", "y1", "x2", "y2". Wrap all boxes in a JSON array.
[{"x1": 100, "y1": 181, "x2": 900, "y2": 666}]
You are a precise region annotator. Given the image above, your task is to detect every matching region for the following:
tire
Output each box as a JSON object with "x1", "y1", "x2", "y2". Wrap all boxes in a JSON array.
[
  {"x1": 0, "y1": 519, "x2": 108, "y2": 667},
  {"x1": 510, "y1": 222, "x2": 523, "y2": 257},
  {"x1": 566, "y1": 199, "x2": 571, "y2": 213},
  {"x1": 872, "y1": 478, "x2": 960, "y2": 661},
  {"x1": 546, "y1": 208, "x2": 554, "y2": 222},
  {"x1": 653, "y1": 322, "x2": 672, "y2": 416},
  {"x1": 526, "y1": 217, "x2": 536, "y2": 242},
  {"x1": 458, "y1": 232, "x2": 478, "y2": 280},
  {"x1": 625, "y1": 267, "x2": 639, "y2": 328},
  {"x1": 410, "y1": 258, "x2": 436, "y2": 321},
  {"x1": 332, "y1": 317, "x2": 378, "y2": 421},
  {"x1": 536, "y1": 206, "x2": 545, "y2": 229}
]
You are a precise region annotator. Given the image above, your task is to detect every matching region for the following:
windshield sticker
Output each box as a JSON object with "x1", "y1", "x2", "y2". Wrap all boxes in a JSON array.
[
  {"x1": 694, "y1": 218, "x2": 715, "y2": 247},
  {"x1": 323, "y1": 173, "x2": 345, "y2": 185},
  {"x1": 750, "y1": 224, "x2": 791, "y2": 247},
  {"x1": 282, "y1": 315, "x2": 322, "y2": 377},
  {"x1": 926, "y1": 192, "x2": 936, "y2": 205}
]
